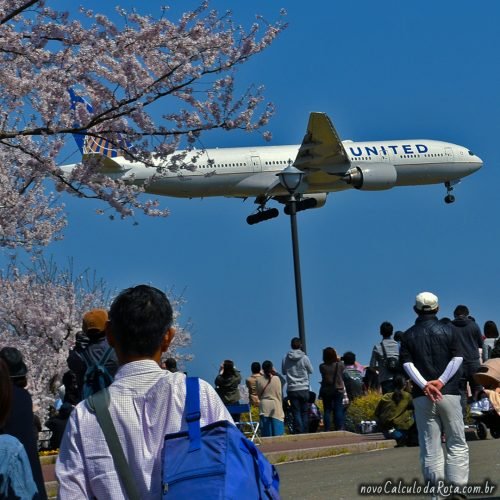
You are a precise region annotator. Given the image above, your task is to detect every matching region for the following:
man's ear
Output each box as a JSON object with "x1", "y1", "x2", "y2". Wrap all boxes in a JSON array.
[
  {"x1": 105, "y1": 321, "x2": 115, "y2": 348},
  {"x1": 161, "y1": 327, "x2": 176, "y2": 353}
]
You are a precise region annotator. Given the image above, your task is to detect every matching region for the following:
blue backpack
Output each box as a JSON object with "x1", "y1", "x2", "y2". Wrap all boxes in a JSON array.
[
  {"x1": 162, "y1": 377, "x2": 280, "y2": 499},
  {"x1": 81, "y1": 346, "x2": 114, "y2": 399}
]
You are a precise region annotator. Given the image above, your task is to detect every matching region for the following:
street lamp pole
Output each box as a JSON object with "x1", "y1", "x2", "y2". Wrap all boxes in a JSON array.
[{"x1": 277, "y1": 163, "x2": 307, "y2": 353}]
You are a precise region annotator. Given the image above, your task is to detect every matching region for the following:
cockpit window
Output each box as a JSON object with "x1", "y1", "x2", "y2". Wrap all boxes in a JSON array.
[{"x1": 468, "y1": 150, "x2": 475, "y2": 156}]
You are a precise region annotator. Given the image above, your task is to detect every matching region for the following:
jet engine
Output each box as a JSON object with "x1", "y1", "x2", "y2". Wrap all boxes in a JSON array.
[
  {"x1": 343, "y1": 164, "x2": 397, "y2": 190},
  {"x1": 300, "y1": 193, "x2": 328, "y2": 208}
]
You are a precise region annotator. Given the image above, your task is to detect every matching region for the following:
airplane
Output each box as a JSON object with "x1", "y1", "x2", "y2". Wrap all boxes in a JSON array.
[{"x1": 64, "y1": 93, "x2": 483, "y2": 225}]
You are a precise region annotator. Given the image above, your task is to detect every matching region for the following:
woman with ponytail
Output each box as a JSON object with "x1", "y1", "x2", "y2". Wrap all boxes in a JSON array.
[{"x1": 255, "y1": 360, "x2": 285, "y2": 437}]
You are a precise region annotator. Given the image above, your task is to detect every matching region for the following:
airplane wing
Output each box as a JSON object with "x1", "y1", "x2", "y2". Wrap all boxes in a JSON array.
[{"x1": 293, "y1": 112, "x2": 349, "y2": 174}]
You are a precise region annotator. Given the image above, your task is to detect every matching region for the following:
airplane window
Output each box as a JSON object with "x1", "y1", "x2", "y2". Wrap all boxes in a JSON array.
[{"x1": 468, "y1": 150, "x2": 474, "y2": 156}]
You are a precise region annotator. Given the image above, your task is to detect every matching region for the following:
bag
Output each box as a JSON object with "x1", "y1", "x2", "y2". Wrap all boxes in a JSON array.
[
  {"x1": 380, "y1": 342, "x2": 400, "y2": 374},
  {"x1": 162, "y1": 377, "x2": 280, "y2": 499},
  {"x1": 343, "y1": 367, "x2": 364, "y2": 400},
  {"x1": 81, "y1": 346, "x2": 114, "y2": 399}
]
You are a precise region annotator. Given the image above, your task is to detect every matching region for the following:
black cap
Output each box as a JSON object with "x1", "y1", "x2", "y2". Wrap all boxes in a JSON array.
[{"x1": 0, "y1": 347, "x2": 28, "y2": 378}]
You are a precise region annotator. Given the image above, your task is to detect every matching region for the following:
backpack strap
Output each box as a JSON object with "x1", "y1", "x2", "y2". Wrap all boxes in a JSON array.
[
  {"x1": 380, "y1": 341, "x2": 388, "y2": 361},
  {"x1": 87, "y1": 389, "x2": 141, "y2": 500},
  {"x1": 81, "y1": 344, "x2": 112, "y2": 368},
  {"x1": 185, "y1": 377, "x2": 202, "y2": 452},
  {"x1": 100, "y1": 346, "x2": 114, "y2": 366}
]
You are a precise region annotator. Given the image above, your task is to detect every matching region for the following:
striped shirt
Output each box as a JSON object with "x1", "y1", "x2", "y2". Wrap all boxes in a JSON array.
[
  {"x1": 56, "y1": 360, "x2": 232, "y2": 499},
  {"x1": 369, "y1": 339, "x2": 400, "y2": 383}
]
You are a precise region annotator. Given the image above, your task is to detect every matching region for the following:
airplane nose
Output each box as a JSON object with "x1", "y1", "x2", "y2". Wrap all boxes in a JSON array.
[{"x1": 474, "y1": 156, "x2": 483, "y2": 171}]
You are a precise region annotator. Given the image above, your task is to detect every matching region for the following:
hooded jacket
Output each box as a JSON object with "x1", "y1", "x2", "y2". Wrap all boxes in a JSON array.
[
  {"x1": 451, "y1": 316, "x2": 483, "y2": 365},
  {"x1": 282, "y1": 349, "x2": 313, "y2": 392}
]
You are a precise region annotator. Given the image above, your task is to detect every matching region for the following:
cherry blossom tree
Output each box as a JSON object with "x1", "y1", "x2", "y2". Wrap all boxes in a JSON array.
[
  {"x1": 0, "y1": 1, "x2": 286, "y2": 250},
  {"x1": 0, "y1": 257, "x2": 192, "y2": 421}
]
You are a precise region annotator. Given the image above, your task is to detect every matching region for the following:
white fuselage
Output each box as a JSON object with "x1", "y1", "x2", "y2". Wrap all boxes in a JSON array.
[{"x1": 65, "y1": 139, "x2": 482, "y2": 199}]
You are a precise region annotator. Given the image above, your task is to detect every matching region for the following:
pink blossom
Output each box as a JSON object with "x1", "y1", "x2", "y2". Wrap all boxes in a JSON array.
[
  {"x1": 0, "y1": 1, "x2": 285, "y2": 250},
  {"x1": 0, "y1": 257, "x2": 192, "y2": 423}
]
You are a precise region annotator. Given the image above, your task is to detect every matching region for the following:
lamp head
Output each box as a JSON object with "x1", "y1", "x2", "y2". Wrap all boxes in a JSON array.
[{"x1": 277, "y1": 163, "x2": 304, "y2": 194}]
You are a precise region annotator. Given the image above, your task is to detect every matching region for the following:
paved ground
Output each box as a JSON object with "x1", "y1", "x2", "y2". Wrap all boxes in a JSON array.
[
  {"x1": 43, "y1": 430, "x2": 500, "y2": 498},
  {"x1": 277, "y1": 438, "x2": 500, "y2": 499}
]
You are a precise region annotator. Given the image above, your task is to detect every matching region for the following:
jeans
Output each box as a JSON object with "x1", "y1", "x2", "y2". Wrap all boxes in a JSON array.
[
  {"x1": 413, "y1": 395, "x2": 469, "y2": 487},
  {"x1": 322, "y1": 390, "x2": 345, "y2": 431},
  {"x1": 260, "y1": 416, "x2": 284, "y2": 437},
  {"x1": 288, "y1": 390, "x2": 309, "y2": 434}
]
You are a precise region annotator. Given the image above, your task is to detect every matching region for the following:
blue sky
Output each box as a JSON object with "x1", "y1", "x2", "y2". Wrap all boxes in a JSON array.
[{"x1": 7, "y1": 1, "x2": 500, "y2": 387}]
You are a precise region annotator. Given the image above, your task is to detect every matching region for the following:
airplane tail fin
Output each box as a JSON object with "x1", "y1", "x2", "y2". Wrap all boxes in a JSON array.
[{"x1": 68, "y1": 88, "x2": 133, "y2": 160}]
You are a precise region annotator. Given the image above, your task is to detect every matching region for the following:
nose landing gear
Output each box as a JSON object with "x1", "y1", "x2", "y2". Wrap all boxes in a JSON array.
[{"x1": 444, "y1": 181, "x2": 456, "y2": 204}]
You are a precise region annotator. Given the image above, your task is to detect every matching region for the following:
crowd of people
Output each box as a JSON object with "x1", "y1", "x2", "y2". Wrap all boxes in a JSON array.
[{"x1": 1, "y1": 286, "x2": 500, "y2": 498}]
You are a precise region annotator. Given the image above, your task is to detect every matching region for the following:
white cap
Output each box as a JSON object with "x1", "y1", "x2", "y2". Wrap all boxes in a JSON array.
[{"x1": 415, "y1": 291, "x2": 439, "y2": 312}]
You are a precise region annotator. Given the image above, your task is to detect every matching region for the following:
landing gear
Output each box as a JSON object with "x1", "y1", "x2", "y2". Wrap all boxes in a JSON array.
[
  {"x1": 444, "y1": 181, "x2": 456, "y2": 204},
  {"x1": 246, "y1": 197, "x2": 279, "y2": 225},
  {"x1": 246, "y1": 208, "x2": 279, "y2": 225}
]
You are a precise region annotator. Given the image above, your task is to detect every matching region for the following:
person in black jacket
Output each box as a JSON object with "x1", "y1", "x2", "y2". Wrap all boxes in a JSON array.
[
  {"x1": 0, "y1": 347, "x2": 47, "y2": 500},
  {"x1": 451, "y1": 305, "x2": 483, "y2": 412},
  {"x1": 400, "y1": 292, "x2": 469, "y2": 492},
  {"x1": 45, "y1": 402, "x2": 73, "y2": 450},
  {"x1": 214, "y1": 360, "x2": 242, "y2": 421},
  {"x1": 67, "y1": 309, "x2": 119, "y2": 401}
]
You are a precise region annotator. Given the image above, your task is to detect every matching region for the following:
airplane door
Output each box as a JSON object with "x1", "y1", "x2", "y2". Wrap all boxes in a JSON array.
[
  {"x1": 444, "y1": 147, "x2": 454, "y2": 162},
  {"x1": 251, "y1": 155, "x2": 262, "y2": 173},
  {"x1": 379, "y1": 148, "x2": 390, "y2": 162}
]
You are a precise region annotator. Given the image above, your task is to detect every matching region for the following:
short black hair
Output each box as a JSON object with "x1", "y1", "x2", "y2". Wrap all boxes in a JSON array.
[
  {"x1": 393, "y1": 331, "x2": 404, "y2": 342},
  {"x1": 342, "y1": 351, "x2": 356, "y2": 365},
  {"x1": 454, "y1": 305, "x2": 469, "y2": 318},
  {"x1": 251, "y1": 362, "x2": 261, "y2": 374},
  {"x1": 291, "y1": 337, "x2": 302, "y2": 349},
  {"x1": 109, "y1": 285, "x2": 173, "y2": 357},
  {"x1": 164, "y1": 358, "x2": 177, "y2": 372},
  {"x1": 380, "y1": 321, "x2": 393, "y2": 338},
  {"x1": 484, "y1": 321, "x2": 499, "y2": 339}
]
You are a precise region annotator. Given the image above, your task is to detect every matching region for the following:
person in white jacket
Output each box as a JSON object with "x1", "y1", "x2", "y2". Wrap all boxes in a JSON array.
[{"x1": 282, "y1": 337, "x2": 313, "y2": 433}]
